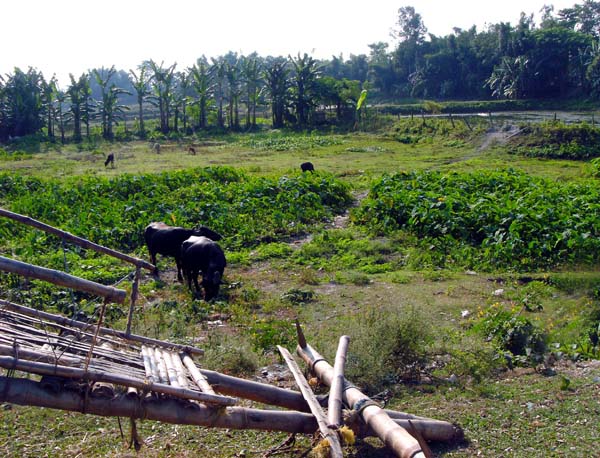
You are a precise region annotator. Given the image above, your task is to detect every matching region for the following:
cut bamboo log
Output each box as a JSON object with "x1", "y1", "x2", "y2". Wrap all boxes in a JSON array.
[
  {"x1": 180, "y1": 355, "x2": 213, "y2": 395},
  {"x1": 169, "y1": 352, "x2": 189, "y2": 389},
  {"x1": 0, "y1": 207, "x2": 154, "y2": 271},
  {"x1": 328, "y1": 335, "x2": 349, "y2": 428},
  {"x1": 161, "y1": 350, "x2": 180, "y2": 388},
  {"x1": 126, "y1": 266, "x2": 141, "y2": 335},
  {"x1": 278, "y1": 345, "x2": 343, "y2": 458},
  {"x1": 0, "y1": 299, "x2": 205, "y2": 356},
  {"x1": 141, "y1": 346, "x2": 157, "y2": 383},
  {"x1": 0, "y1": 256, "x2": 126, "y2": 304},
  {"x1": 0, "y1": 356, "x2": 236, "y2": 406},
  {"x1": 295, "y1": 325, "x2": 425, "y2": 458},
  {"x1": 154, "y1": 348, "x2": 169, "y2": 384}
]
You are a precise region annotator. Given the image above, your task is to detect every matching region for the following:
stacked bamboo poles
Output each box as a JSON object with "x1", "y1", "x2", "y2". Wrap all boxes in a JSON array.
[
  {"x1": 328, "y1": 335, "x2": 349, "y2": 428},
  {"x1": 295, "y1": 323, "x2": 427, "y2": 458}
]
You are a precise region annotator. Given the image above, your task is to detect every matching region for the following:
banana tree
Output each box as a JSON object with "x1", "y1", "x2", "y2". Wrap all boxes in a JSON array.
[
  {"x1": 129, "y1": 65, "x2": 151, "y2": 138},
  {"x1": 189, "y1": 59, "x2": 214, "y2": 129}
]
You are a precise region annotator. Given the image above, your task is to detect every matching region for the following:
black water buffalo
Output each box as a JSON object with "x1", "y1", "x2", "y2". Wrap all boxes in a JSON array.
[
  {"x1": 180, "y1": 236, "x2": 226, "y2": 301},
  {"x1": 104, "y1": 153, "x2": 115, "y2": 167},
  {"x1": 144, "y1": 222, "x2": 222, "y2": 281},
  {"x1": 300, "y1": 161, "x2": 315, "y2": 172}
]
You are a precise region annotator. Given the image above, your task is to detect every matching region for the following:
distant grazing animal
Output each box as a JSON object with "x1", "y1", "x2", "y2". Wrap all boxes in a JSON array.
[
  {"x1": 144, "y1": 222, "x2": 222, "y2": 281},
  {"x1": 180, "y1": 235, "x2": 226, "y2": 301},
  {"x1": 152, "y1": 142, "x2": 161, "y2": 154},
  {"x1": 188, "y1": 146, "x2": 196, "y2": 155},
  {"x1": 300, "y1": 161, "x2": 315, "y2": 173},
  {"x1": 104, "y1": 153, "x2": 115, "y2": 168}
]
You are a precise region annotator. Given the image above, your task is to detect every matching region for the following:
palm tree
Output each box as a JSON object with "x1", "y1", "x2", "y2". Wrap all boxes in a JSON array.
[
  {"x1": 67, "y1": 73, "x2": 88, "y2": 142},
  {"x1": 225, "y1": 54, "x2": 242, "y2": 130},
  {"x1": 263, "y1": 57, "x2": 290, "y2": 128},
  {"x1": 241, "y1": 54, "x2": 262, "y2": 129},
  {"x1": 129, "y1": 65, "x2": 151, "y2": 137},
  {"x1": 40, "y1": 76, "x2": 58, "y2": 140},
  {"x1": 189, "y1": 58, "x2": 214, "y2": 129},
  {"x1": 211, "y1": 56, "x2": 226, "y2": 128},
  {"x1": 147, "y1": 60, "x2": 177, "y2": 134},
  {"x1": 92, "y1": 66, "x2": 130, "y2": 139},
  {"x1": 290, "y1": 53, "x2": 320, "y2": 127}
]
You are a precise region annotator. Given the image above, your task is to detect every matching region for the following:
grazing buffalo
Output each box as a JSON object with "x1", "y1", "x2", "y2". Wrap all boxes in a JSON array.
[
  {"x1": 188, "y1": 146, "x2": 196, "y2": 155},
  {"x1": 144, "y1": 222, "x2": 222, "y2": 281},
  {"x1": 300, "y1": 161, "x2": 315, "y2": 173},
  {"x1": 181, "y1": 236, "x2": 226, "y2": 301},
  {"x1": 104, "y1": 153, "x2": 115, "y2": 168}
]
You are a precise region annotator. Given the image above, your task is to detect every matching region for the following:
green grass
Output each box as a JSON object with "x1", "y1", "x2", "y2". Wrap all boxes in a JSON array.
[{"x1": 1, "y1": 120, "x2": 599, "y2": 457}]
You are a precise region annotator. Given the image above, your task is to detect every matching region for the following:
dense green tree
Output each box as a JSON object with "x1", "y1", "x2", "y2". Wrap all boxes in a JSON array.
[
  {"x1": 129, "y1": 65, "x2": 151, "y2": 137},
  {"x1": 189, "y1": 58, "x2": 213, "y2": 129},
  {"x1": 1, "y1": 68, "x2": 45, "y2": 139},
  {"x1": 290, "y1": 53, "x2": 320, "y2": 126},
  {"x1": 240, "y1": 54, "x2": 262, "y2": 129},
  {"x1": 263, "y1": 57, "x2": 290, "y2": 128}
]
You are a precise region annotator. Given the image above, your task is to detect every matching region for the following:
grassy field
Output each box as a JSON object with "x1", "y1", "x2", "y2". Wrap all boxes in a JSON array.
[{"x1": 1, "y1": 119, "x2": 599, "y2": 457}]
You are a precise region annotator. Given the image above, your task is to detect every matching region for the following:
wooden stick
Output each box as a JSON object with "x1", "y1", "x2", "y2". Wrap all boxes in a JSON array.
[
  {"x1": 126, "y1": 266, "x2": 141, "y2": 335},
  {"x1": 0, "y1": 256, "x2": 126, "y2": 304},
  {"x1": 0, "y1": 207, "x2": 154, "y2": 271},
  {"x1": 295, "y1": 328, "x2": 425, "y2": 458},
  {"x1": 0, "y1": 299, "x2": 205, "y2": 356},
  {"x1": 0, "y1": 356, "x2": 236, "y2": 406},
  {"x1": 278, "y1": 345, "x2": 343, "y2": 458},
  {"x1": 328, "y1": 335, "x2": 349, "y2": 428}
]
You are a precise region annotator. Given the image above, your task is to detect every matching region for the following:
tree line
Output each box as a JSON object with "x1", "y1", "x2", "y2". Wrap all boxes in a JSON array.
[{"x1": 2, "y1": 1, "x2": 600, "y2": 143}]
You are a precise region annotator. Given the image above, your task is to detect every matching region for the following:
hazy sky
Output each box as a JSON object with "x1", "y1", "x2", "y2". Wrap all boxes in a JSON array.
[{"x1": 2, "y1": 0, "x2": 578, "y2": 86}]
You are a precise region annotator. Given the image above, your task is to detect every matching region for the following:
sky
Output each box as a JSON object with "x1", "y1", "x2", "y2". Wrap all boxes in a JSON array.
[{"x1": 2, "y1": 0, "x2": 579, "y2": 86}]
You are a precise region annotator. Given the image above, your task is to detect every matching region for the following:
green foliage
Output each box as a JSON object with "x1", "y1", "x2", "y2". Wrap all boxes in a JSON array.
[
  {"x1": 471, "y1": 305, "x2": 547, "y2": 364},
  {"x1": 591, "y1": 157, "x2": 600, "y2": 177},
  {"x1": 280, "y1": 288, "x2": 314, "y2": 305},
  {"x1": 331, "y1": 305, "x2": 432, "y2": 393},
  {"x1": 511, "y1": 122, "x2": 600, "y2": 159},
  {"x1": 247, "y1": 317, "x2": 295, "y2": 353},
  {"x1": 353, "y1": 169, "x2": 600, "y2": 270},
  {"x1": 237, "y1": 134, "x2": 343, "y2": 151},
  {"x1": 202, "y1": 331, "x2": 260, "y2": 376}
]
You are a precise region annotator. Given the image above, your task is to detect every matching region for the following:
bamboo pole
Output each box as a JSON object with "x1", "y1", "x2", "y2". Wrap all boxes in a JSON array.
[
  {"x1": 0, "y1": 356, "x2": 236, "y2": 406},
  {"x1": 161, "y1": 350, "x2": 180, "y2": 388},
  {"x1": 278, "y1": 345, "x2": 343, "y2": 458},
  {"x1": 0, "y1": 377, "x2": 459, "y2": 443},
  {"x1": 328, "y1": 335, "x2": 349, "y2": 428},
  {"x1": 0, "y1": 343, "x2": 82, "y2": 366},
  {"x1": 154, "y1": 348, "x2": 169, "y2": 384},
  {"x1": 182, "y1": 354, "x2": 216, "y2": 394},
  {"x1": 0, "y1": 300, "x2": 205, "y2": 356},
  {"x1": 126, "y1": 266, "x2": 141, "y2": 335},
  {"x1": 0, "y1": 207, "x2": 154, "y2": 271},
  {"x1": 295, "y1": 326, "x2": 425, "y2": 458},
  {"x1": 0, "y1": 256, "x2": 126, "y2": 304},
  {"x1": 170, "y1": 352, "x2": 189, "y2": 389},
  {"x1": 0, "y1": 377, "x2": 316, "y2": 434},
  {"x1": 141, "y1": 346, "x2": 157, "y2": 383}
]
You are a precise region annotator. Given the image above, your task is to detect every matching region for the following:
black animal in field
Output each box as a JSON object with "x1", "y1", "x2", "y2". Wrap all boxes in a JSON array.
[
  {"x1": 300, "y1": 161, "x2": 314, "y2": 172},
  {"x1": 180, "y1": 235, "x2": 226, "y2": 301},
  {"x1": 104, "y1": 153, "x2": 115, "y2": 168},
  {"x1": 144, "y1": 222, "x2": 222, "y2": 281}
]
